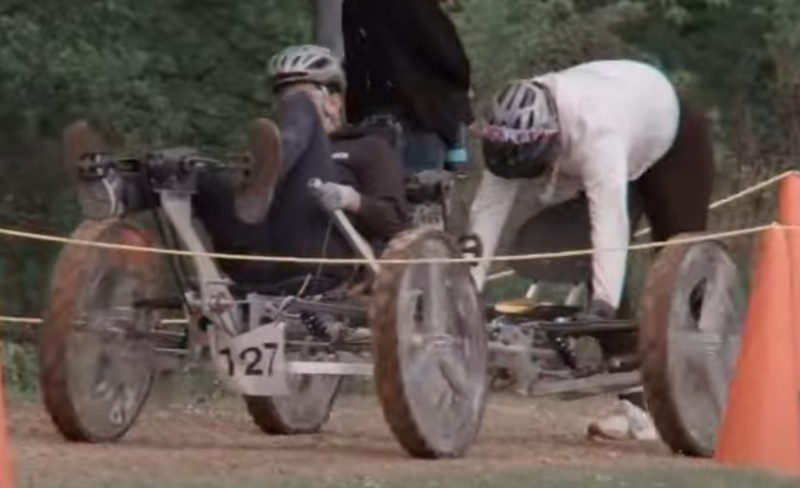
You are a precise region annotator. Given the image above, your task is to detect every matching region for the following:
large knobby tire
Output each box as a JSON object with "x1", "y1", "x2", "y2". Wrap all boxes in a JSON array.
[
  {"x1": 638, "y1": 234, "x2": 745, "y2": 457},
  {"x1": 40, "y1": 219, "x2": 161, "y2": 442},
  {"x1": 244, "y1": 348, "x2": 342, "y2": 435},
  {"x1": 369, "y1": 227, "x2": 488, "y2": 459}
]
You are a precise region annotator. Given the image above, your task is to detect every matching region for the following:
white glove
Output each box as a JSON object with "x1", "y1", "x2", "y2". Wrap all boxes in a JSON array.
[
  {"x1": 309, "y1": 181, "x2": 362, "y2": 212},
  {"x1": 470, "y1": 265, "x2": 487, "y2": 292}
]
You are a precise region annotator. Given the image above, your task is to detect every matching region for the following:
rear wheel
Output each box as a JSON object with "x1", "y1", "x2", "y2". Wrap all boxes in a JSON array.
[
  {"x1": 244, "y1": 345, "x2": 341, "y2": 435},
  {"x1": 40, "y1": 219, "x2": 161, "y2": 442},
  {"x1": 370, "y1": 227, "x2": 488, "y2": 458},
  {"x1": 638, "y1": 234, "x2": 745, "y2": 457}
]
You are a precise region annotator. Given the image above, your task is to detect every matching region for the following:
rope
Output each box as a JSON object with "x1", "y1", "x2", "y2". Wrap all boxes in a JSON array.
[
  {"x1": 0, "y1": 223, "x2": 784, "y2": 326},
  {"x1": 0, "y1": 170, "x2": 796, "y2": 325},
  {"x1": 0, "y1": 219, "x2": 777, "y2": 266},
  {"x1": 0, "y1": 315, "x2": 189, "y2": 325},
  {"x1": 0, "y1": 317, "x2": 188, "y2": 326},
  {"x1": 0, "y1": 317, "x2": 43, "y2": 325}
]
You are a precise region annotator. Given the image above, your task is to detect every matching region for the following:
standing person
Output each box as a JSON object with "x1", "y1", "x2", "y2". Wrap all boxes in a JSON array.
[
  {"x1": 468, "y1": 59, "x2": 716, "y2": 440},
  {"x1": 341, "y1": 0, "x2": 473, "y2": 172}
]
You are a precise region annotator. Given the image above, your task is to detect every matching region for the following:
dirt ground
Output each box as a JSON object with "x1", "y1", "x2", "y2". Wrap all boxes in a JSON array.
[{"x1": 7, "y1": 390, "x2": 708, "y2": 487}]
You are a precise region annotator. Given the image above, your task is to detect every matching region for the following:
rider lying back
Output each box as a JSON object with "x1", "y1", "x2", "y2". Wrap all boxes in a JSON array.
[
  {"x1": 67, "y1": 45, "x2": 411, "y2": 293},
  {"x1": 197, "y1": 45, "x2": 411, "y2": 288}
]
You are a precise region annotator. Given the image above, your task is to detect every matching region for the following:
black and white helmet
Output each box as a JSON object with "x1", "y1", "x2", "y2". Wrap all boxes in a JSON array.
[
  {"x1": 268, "y1": 45, "x2": 346, "y2": 93},
  {"x1": 488, "y1": 79, "x2": 557, "y2": 130},
  {"x1": 480, "y1": 79, "x2": 561, "y2": 179}
]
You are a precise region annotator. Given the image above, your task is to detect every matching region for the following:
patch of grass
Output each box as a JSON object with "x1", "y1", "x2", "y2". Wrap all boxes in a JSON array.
[
  {"x1": 23, "y1": 466, "x2": 800, "y2": 488},
  {"x1": 1, "y1": 342, "x2": 39, "y2": 401}
]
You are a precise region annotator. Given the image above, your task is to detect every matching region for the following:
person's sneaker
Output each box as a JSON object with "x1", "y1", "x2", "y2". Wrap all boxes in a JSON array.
[
  {"x1": 63, "y1": 119, "x2": 125, "y2": 220},
  {"x1": 586, "y1": 399, "x2": 659, "y2": 441},
  {"x1": 623, "y1": 399, "x2": 660, "y2": 441},
  {"x1": 234, "y1": 118, "x2": 282, "y2": 224}
]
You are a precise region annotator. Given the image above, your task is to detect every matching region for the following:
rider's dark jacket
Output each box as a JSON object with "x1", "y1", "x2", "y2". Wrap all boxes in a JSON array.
[
  {"x1": 342, "y1": 0, "x2": 473, "y2": 147},
  {"x1": 330, "y1": 132, "x2": 411, "y2": 243},
  {"x1": 192, "y1": 91, "x2": 410, "y2": 289}
]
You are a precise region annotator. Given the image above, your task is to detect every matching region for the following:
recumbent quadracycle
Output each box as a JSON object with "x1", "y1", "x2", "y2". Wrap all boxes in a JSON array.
[{"x1": 39, "y1": 118, "x2": 745, "y2": 459}]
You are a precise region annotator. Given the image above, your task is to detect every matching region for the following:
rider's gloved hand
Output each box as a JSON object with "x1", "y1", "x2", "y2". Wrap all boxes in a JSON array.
[
  {"x1": 574, "y1": 299, "x2": 617, "y2": 322},
  {"x1": 310, "y1": 181, "x2": 362, "y2": 212}
]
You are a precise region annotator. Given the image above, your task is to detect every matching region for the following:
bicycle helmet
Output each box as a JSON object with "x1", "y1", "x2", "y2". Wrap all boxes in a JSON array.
[
  {"x1": 268, "y1": 45, "x2": 347, "y2": 94},
  {"x1": 480, "y1": 79, "x2": 562, "y2": 179}
]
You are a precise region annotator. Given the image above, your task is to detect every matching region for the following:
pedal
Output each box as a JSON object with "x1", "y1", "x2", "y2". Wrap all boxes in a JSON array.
[
  {"x1": 493, "y1": 298, "x2": 581, "y2": 320},
  {"x1": 572, "y1": 335, "x2": 605, "y2": 375},
  {"x1": 493, "y1": 297, "x2": 538, "y2": 316}
]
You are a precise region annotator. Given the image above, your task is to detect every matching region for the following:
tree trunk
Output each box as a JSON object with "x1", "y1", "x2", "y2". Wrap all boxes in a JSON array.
[{"x1": 311, "y1": 0, "x2": 344, "y2": 58}]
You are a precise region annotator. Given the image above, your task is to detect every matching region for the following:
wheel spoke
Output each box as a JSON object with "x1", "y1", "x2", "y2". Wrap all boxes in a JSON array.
[
  {"x1": 426, "y1": 262, "x2": 451, "y2": 335},
  {"x1": 438, "y1": 346, "x2": 471, "y2": 398}
]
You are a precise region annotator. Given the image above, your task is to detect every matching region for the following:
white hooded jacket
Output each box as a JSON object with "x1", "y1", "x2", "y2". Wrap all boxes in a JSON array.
[{"x1": 469, "y1": 60, "x2": 681, "y2": 309}]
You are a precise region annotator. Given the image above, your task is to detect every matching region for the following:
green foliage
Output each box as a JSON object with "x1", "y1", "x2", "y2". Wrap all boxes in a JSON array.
[
  {"x1": 453, "y1": 0, "x2": 642, "y2": 112},
  {"x1": 0, "y1": 0, "x2": 310, "y2": 317},
  {"x1": 1, "y1": 342, "x2": 38, "y2": 397}
]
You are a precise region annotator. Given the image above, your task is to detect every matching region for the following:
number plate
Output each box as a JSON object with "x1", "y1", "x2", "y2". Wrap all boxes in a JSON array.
[{"x1": 209, "y1": 321, "x2": 289, "y2": 397}]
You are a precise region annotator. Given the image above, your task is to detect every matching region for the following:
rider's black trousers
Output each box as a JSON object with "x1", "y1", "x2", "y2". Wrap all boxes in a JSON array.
[
  {"x1": 619, "y1": 97, "x2": 716, "y2": 411},
  {"x1": 628, "y1": 97, "x2": 715, "y2": 244}
]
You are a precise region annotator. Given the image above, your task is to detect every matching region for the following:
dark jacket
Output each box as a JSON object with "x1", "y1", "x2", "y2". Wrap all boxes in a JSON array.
[
  {"x1": 342, "y1": 0, "x2": 473, "y2": 147},
  {"x1": 330, "y1": 130, "x2": 411, "y2": 245}
]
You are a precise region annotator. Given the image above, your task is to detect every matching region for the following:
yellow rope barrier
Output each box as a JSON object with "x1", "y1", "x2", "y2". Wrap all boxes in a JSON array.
[
  {"x1": 0, "y1": 219, "x2": 777, "y2": 265},
  {"x1": 0, "y1": 170, "x2": 796, "y2": 324},
  {"x1": 0, "y1": 317, "x2": 188, "y2": 326}
]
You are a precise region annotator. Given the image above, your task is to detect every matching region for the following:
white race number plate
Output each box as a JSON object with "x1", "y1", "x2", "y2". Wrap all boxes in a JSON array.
[{"x1": 210, "y1": 322, "x2": 289, "y2": 397}]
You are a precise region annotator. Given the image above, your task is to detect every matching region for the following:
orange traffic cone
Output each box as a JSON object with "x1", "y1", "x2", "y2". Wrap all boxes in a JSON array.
[
  {"x1": 778, "y1": 172, "x2": 800, "y2": 227},
  {"x1": 714, "y1": 226, "x2": 800, "y2": 474},
  {"x1": 778, "y1": 172, "x2": 800, "y2": 386},
  {"x1": 0, "y1": 345, "x2": 15, "y2": 488}
]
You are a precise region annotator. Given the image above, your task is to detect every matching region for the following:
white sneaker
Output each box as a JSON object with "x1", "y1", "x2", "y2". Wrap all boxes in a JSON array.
[{"x1": 586, "y1": 400, "x2": 659, "y2": 441}]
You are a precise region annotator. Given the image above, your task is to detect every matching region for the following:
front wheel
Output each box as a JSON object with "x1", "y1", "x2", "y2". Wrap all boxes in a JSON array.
[
  {"x1": 369, "y1": 227, "x2": 488, "y2": 459},
  {"x1": 39, "y1": 219, "x2": 161, "y2": 442},
  {"x1": 638, "y1": 234, "x2": 745, "y2": 457}
]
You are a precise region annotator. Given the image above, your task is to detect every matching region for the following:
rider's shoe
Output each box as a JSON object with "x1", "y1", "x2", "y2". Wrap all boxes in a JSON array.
[
  {"x1": 63, "y1": 119, "x2": 125, "y2": 220},
  {"x1": 586, "y1": 399, "x2": 659, "y2": 441},
  {"x1": 235, "y1": 118, "x2": 283, "y2": 224}
]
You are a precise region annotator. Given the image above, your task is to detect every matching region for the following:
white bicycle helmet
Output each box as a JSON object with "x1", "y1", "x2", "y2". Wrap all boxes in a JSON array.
[
  {"x1": 481, "y1": 79, "x2": 561, "y2": 179},
  {"x1": 268, "y1": 45, "x2": 347, "y2": 93}
]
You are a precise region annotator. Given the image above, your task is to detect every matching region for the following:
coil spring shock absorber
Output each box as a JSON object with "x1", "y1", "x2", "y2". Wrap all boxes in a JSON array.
[
  {"x1": 548, "y1": 332, "x2": 577, "y2": 370},
  {"x1": 301, "y1": 313, "x2": 330, "y2": 341}
]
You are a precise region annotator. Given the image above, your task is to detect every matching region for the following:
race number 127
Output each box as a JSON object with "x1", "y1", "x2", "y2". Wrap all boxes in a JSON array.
[{"x1": 219, "y1": 343, "x2": 279, "y2": 377}]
